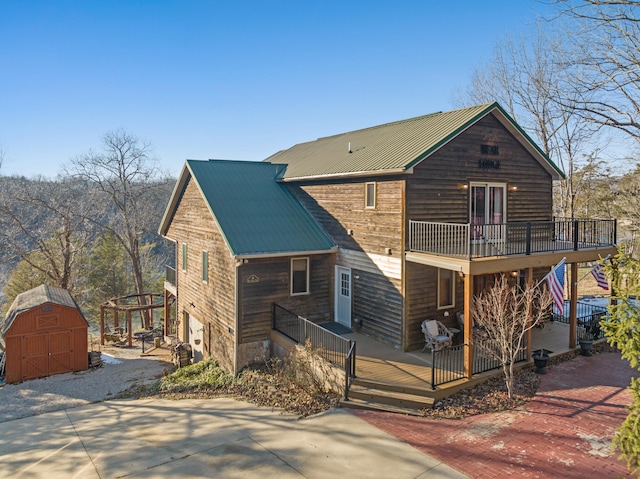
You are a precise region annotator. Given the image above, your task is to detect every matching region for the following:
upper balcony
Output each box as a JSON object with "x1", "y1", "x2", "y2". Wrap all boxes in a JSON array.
[
  {"x1": 164, "y1": 265, "x2": 177, "y2": 295},
  {"x1": 408, "y1": 219, "x2": 617, "y2": 261}
]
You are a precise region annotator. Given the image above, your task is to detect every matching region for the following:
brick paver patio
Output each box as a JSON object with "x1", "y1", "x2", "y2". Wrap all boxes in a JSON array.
[{"x1": 351, "y1": 352, "x2": 639, "y2": 478}]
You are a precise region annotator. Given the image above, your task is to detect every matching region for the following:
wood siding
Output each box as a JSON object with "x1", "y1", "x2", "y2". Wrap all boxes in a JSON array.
[
  {"x1": 292, "y1": 180, "x2": 404, "y2": 256},
  {"x1": 237, "y1": 254, "x2": 333, "y2": 343},
  {"x1": 3, "y1": 302, "x2": 88, "y2": 383},
  {"x1": 404, "y1": 114, "x2": 555, "y2": 350},
  {"x1": 292, "y1": 180, "x2": 406, "y2": 348},
  {"x1": 405, "y1": 262, "x2": 464, "y2": 349},
  {"x1": 165, "y1": 177, "x2": 237, "y2": 372},
  {"x1": 406, "y1": 115, "x2": 553, "y2": 224}
]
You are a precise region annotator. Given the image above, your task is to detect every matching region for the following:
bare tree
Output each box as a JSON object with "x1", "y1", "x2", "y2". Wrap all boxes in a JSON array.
[
  {"x1": 472, "y1": 275, "x2": 553, "y2": 399},
  {"x1": 69, "y1": 129, "x2": 171, "y2": 328},
  {"x1": 0, "y1": 176, "x2": 91, "y2": 298},
  {"x1": 455, "y1": 25, "x2": 600, "y2": 219},
  {"x1": 552, "y1": 1, "x2": 640, "y2": 144}
]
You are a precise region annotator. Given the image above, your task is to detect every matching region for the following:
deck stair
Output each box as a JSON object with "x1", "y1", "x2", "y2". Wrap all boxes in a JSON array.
[{"x1": 340, "y1": 378, "x2": 435, "y2": 415}]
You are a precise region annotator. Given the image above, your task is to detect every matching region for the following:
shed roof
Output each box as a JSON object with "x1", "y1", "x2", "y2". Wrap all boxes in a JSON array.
[
  {"x1": 159, "y1": 160, "x2": 336, "y2": 257},
  {"x1": 265, "y1": 102, "x2": 564, "y2": 181},
  {"x1": 2, "y1": 284, "x2": 88, "y2": 336}
]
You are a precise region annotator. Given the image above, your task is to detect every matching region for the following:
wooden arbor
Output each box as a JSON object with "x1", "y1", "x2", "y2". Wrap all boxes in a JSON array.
[{"x1": 99, "y1": 293, "x2": 165, "y2": 347}]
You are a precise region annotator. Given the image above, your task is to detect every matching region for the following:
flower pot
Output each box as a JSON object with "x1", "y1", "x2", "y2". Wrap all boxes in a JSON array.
[
  {"x1": 579, "y1": 339, "x2": 593, "y2": 356},
  {"x1": 532, "y1": 353, "x2": 549, "y2": 374}
]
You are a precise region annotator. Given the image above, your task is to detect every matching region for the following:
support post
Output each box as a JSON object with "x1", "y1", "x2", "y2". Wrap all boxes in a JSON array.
[
  {"x1": 569, "y1": 262, "x2": 578, "y2": 348},
  {"x1": 526, "y1": 267, "x2": 533, "y2": 361},
  {"x1": 164, "y1": 291, "x2": 169, "y2": 337},
  {"x1": 463, "y1": 272, "x2": 473, "y2": 379},
  {"x1": 128, "y1": 310, "x2": 133, "y2": 347},
  {"x1": 100, "y1": 305, "x2": 105, "y2": 346}
]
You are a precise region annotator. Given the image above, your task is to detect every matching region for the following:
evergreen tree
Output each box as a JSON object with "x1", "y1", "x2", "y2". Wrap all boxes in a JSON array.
[{"x1": 603, "y1": 249, "x2": 640, "y2": 476}]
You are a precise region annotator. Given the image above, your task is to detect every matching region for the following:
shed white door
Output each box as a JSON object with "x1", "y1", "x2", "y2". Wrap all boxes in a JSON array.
[
  {"x1": 188, "y1": 314, "x2": 204, "y2": 363},
  {"x1": 335, "y1": 266, "x2": 352, "y2": 326}
]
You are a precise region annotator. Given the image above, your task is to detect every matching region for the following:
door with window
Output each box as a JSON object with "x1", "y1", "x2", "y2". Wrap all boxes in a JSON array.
[
  {"x1": 188, "y1": 314, "x2": 204, "y2": 363},
  {"x1": 470, "y1": 183, "x2": 506, "y2": 242},
  {"x1": 335, "y1": 266, "x2": 351, "y2": 326}
]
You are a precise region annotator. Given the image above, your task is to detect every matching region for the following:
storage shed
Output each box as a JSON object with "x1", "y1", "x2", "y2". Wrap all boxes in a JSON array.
[{"x1": 1, "y1": 285, "x2": 88, "y2": 384}]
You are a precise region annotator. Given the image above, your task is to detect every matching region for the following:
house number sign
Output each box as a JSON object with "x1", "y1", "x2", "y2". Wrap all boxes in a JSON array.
[
  {"x1": 478, "y1": 159, "x2": 501, "y2": 169},
  {"x1": 247, "y1": 274, "x2": 260, "y2": 283}
]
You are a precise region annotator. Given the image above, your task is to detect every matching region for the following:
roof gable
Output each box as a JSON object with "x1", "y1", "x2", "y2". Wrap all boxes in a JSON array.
[
  {"x1": 159, "y1": 160, "x2": 335, "y2": 257},
  {"x1": 265, "y1": 102, "x2": 564, "y2": 181},
  {"x1": 2, "y1": 285, "x2": 87, "y2": 336}
]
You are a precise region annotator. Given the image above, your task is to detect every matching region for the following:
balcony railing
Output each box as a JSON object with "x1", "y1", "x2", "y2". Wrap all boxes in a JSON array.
[
  {"x1": 409, "y1": 219, "x2": 616, "y2": 259},
  {"x1": 165, "y1": 265, "x2": 176, "y2": 287}
]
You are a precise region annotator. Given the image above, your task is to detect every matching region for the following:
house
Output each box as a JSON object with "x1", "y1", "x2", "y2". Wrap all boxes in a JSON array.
[
  {"x1": 1, "y1": 284, "x2": 89, "y2": 383},
  {"x1": 159, "y1": 102, "x2": 616, "y2": 378}
]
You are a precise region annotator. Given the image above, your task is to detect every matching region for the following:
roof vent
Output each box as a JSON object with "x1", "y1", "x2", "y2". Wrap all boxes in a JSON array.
[{"x1": 348, "y1": 142, "x2": 352, "y2": 154}]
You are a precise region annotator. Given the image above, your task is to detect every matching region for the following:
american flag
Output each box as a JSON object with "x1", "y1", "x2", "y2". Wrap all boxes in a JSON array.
[
  {"x1": 590, "y1": 263, "x2": 609, "y2": 290},
  {"x1": 546, "y1": 258, "x2": 566, "y2": 315}
]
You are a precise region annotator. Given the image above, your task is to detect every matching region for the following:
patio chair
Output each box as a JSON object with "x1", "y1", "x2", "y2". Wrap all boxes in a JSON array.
[{"x1": 421, "y1": 320, "x2": 453, "y2": 352}]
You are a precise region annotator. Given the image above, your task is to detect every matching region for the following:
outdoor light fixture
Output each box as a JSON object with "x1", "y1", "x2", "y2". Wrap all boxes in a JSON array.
[
  {"x1": 461, "y1": 184, "x2": 469, "y2": 190},
  {"x1": 509, "y1": 185, "x2": 518, "y2": 191}
]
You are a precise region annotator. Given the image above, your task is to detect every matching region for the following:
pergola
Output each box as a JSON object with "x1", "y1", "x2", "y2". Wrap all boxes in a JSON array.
[{"x1": 99, "y1": 293, "x2": 166, "y2": 347}]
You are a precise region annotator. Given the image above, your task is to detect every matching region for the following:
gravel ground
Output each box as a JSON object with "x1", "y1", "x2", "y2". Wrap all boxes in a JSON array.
[{"x1": 0, "y1": 344, "x2": 173, "y2": 423}]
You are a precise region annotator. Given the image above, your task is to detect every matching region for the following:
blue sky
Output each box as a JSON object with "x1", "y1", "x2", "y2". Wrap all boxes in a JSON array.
[{"x1": 0, "y1": 1, "x2": 551, "y2": 178}]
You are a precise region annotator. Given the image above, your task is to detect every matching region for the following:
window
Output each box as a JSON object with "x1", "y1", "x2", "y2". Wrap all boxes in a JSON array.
[
  {"x1": 291, "y1": 257, "x2": 309, "y2": 295},
  {"x1": 202, "y1": 250, "x2": 208, "y2": 283},
  {"x1": 438, "y1": 268, "x2": 455, "y2": 309},
  {"x1": 182, "y1": 243, "x2": 188, "y2": 272},
  {"x1": 365, "y1": 182, "x2": 376, "y2": 209}
]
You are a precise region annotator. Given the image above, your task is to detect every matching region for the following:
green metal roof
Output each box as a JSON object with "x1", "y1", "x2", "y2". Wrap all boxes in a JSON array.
[
  {"x1": 2, "y1": 285, "x2": 88, "y2": 336},
  {"x1": 265, "y1": 102, "x2": 564, "y2": 181},
  {"x1": 162, "y1": 160, "x2": 335, "y2": 257}
]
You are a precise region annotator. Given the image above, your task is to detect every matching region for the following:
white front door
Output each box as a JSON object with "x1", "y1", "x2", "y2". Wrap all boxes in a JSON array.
[
  {"x1": 335, "y1": 266, "x2": 351, "y2": 326},
  {"x1": 188, "y1": 314, "x2": 204, "y2": 362}
]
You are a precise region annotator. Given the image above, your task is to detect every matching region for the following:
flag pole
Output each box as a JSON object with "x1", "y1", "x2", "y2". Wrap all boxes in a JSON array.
[{"x1": 573, "y1": 254, "x2": 611, "y2": 286}]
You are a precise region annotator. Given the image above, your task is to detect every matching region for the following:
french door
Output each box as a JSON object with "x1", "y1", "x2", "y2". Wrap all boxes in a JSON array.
[{"x1": 470, "y1": 183, "x2": 506, "y2": 242}]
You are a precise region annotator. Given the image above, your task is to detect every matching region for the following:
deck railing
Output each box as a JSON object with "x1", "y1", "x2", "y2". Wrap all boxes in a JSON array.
[
  {"x1": 431, "y1": 343, "x2": 466, "y2": 388},
  {"x1": 409, "y1": 219, "x2": 616, "y2": 259},
  {"x1": 552, "y1": 301, "x2": 607, "y2": 340},
  {"x1": 472, "y1": 337, "x2": 528, "y2": 375},
  {"x1": 165, "y1": 265, "x2": 176, "y2": 287},
  {"x1": 430, "y1": 337, "x2": 528, "y2": 389},
  {"x1": 272, "y1": 304, "x2": 356, "y2": 400}
]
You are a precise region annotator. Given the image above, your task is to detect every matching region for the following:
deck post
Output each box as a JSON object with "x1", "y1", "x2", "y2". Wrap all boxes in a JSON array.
[
  {"x1": 100, "y1": 305, "x2": 105, "y2": 346},
  {"x1": 569, "y1": 262, "x2": 578, "y2": 348},
  {"x1": 463, "y1": 272, "x2": 473, "y2": 379},
  {"x1": 164, "y1": 290, "x2": 169, "y2": 337},
  {"x1": 526, "y1": 267, "x2": 533, "y2": 361},
  {"x1": 128, "y1": 310, "x2": 133, "y2": 347}
]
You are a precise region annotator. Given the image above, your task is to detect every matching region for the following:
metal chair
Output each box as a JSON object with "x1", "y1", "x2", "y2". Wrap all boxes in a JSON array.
[{"x1": 421, "y1": 319, "x2": 453, "y2": 352}]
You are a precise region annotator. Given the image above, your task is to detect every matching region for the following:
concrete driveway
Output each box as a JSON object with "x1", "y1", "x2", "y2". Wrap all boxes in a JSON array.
[{"x1": 0, "y1": 398, "x2": 468, "y2": 479}]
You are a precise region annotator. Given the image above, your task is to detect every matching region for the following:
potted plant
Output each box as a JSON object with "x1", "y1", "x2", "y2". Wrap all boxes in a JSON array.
[
  {"x1": 578, "y1": 313, "x2": 603, "y2": 356},
  {"x1": 532, "y1": 348, "x2": 551, "y2": 374}
]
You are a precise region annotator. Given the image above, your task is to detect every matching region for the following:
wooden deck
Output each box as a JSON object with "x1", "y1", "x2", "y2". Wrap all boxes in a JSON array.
[{"x1": 343, "y1": 321, "x2": 575, "y2": 392}]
